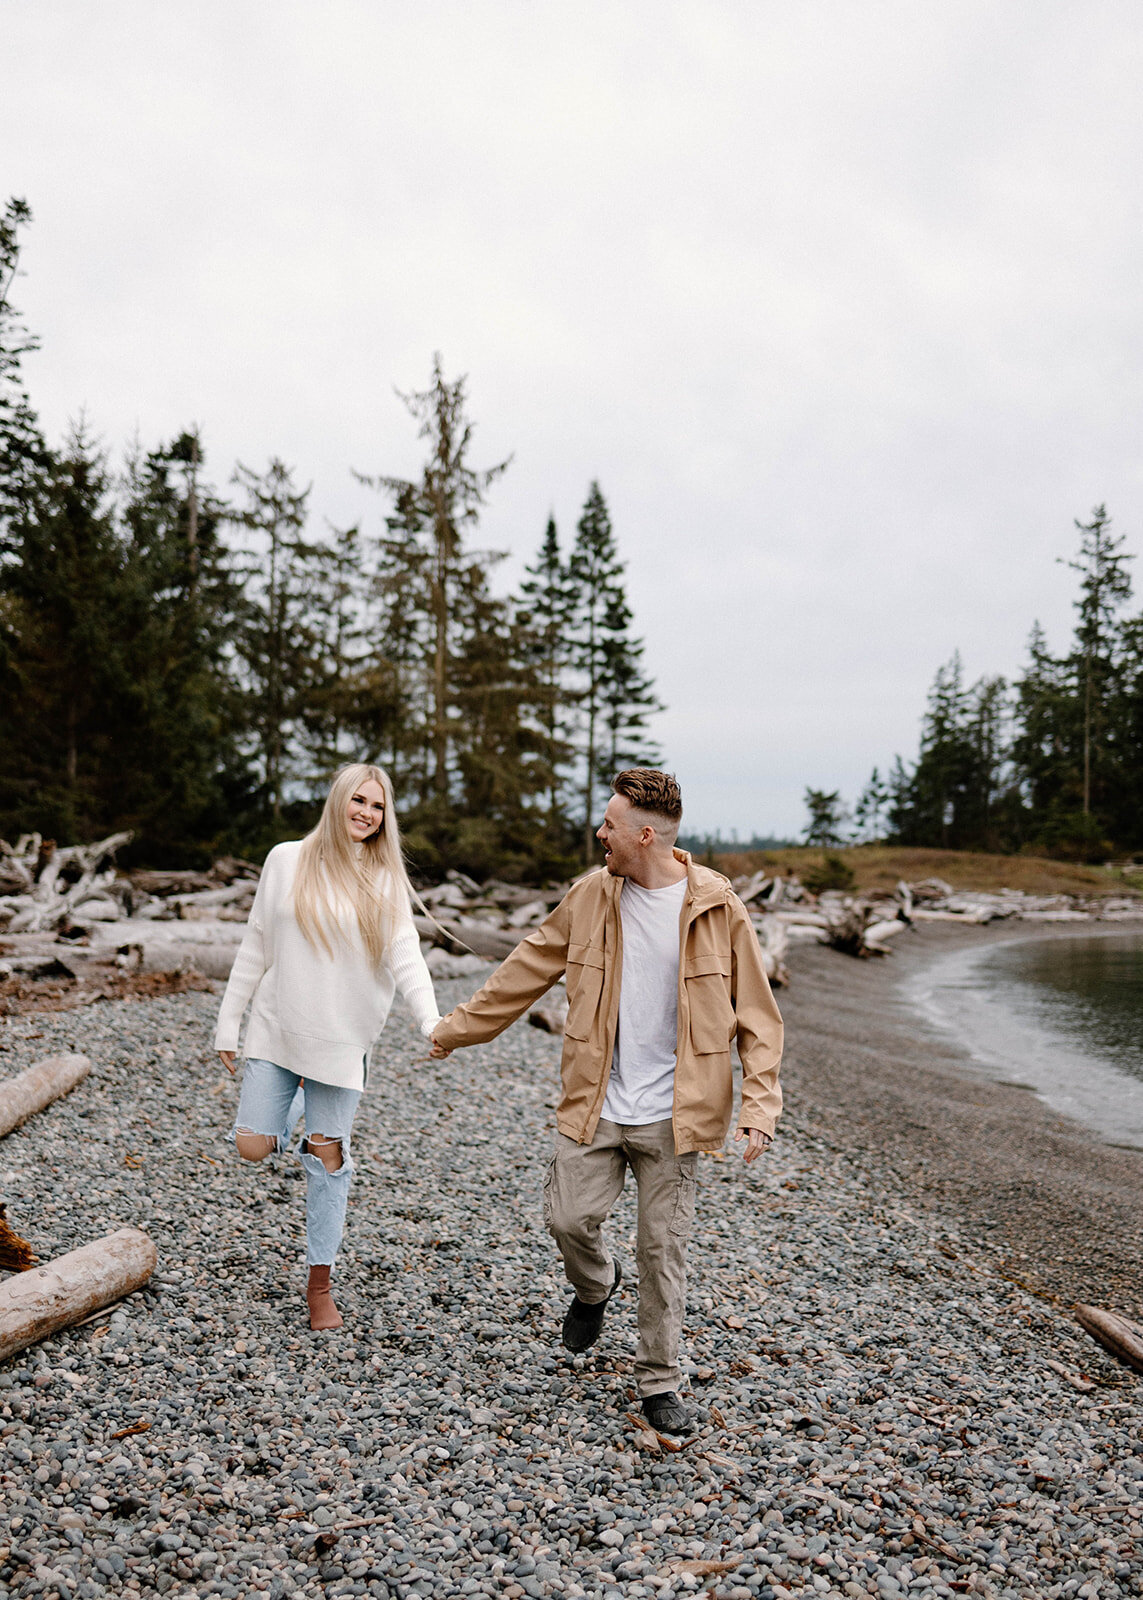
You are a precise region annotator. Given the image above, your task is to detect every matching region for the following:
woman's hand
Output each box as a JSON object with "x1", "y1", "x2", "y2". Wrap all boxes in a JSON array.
[
  {"x1": 219, "y1": 1050, "x2": 236, "y2": 1075},
  {"x1": 428, "y1": 1033, "x2": 452, "y2": 1060}
]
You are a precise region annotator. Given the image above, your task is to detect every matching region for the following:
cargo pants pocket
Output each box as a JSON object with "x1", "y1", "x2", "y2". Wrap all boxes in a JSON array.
[{"x1": 669, "y1": 1160, "x2": 698, "y2": 1238}]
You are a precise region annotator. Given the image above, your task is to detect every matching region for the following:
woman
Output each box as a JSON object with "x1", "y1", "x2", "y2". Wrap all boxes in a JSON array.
[{"x1": 216, "y1": 763, "x2": 440, "y2": 1330}]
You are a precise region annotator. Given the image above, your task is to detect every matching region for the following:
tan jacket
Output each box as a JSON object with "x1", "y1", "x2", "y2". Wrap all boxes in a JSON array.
[{"x1": 433, "y1": 852, "x2": 783, "y2": 1154}]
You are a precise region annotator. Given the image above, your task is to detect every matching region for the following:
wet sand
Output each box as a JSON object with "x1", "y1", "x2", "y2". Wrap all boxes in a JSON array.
[{"x1": 779, "y1": 920, "x2": 1143, "y2": 1320}]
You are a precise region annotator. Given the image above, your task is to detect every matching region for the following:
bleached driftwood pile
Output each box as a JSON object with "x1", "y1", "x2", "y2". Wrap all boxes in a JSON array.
[
  {"x1": 8, "y1": 832, "x2": 1141, "y2": 992},
  {"x1": 0, "y1": 832, "x2": 260, "y2": 984},
  {"x1": 731, "y1": 869, "x2": 1143, "y2": 962}
]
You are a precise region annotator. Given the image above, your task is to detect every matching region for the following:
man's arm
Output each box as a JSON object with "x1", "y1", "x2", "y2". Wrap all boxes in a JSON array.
[
  {"x1": 728, "y1": 895, "x2": 784, "y2": 1150},
  {"x1": 431, "y1": 896, "x2": 573, "y2": 1055}
]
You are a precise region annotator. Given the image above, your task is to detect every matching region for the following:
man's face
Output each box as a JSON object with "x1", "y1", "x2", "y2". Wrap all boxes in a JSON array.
[{"x1": 596, "y1": 793, "x2": 646, "y2": 877}]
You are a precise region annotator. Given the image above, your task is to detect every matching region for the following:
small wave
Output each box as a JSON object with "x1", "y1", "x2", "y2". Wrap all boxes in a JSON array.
[{"x1": 901, "y1": 930, "x2": 1143, "y2": 1152}]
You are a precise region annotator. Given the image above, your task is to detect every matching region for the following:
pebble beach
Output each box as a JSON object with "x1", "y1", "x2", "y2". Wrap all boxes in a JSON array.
[{"x1": 0, "y1": 945, "x2": 1141, "y2": 1600}]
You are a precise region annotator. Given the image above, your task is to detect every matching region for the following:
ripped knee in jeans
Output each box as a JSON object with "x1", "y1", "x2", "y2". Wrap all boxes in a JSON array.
[
  {"x1": 235, "y1": 1128, "x2": 277, "y2": 1162},
  {"x1": 303, "y1": 1134, "x2": 344, "y2": 1174}
]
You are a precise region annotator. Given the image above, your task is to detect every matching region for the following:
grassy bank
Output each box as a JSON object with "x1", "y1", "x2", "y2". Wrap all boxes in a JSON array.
[{"x1": 711, "y1": 843, "x2": 1143, "y2": 898}]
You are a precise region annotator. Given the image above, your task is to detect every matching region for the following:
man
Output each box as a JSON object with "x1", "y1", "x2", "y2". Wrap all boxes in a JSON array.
[{"x1": 430, "y1": 769, "x2": 782, "y2": 1435}]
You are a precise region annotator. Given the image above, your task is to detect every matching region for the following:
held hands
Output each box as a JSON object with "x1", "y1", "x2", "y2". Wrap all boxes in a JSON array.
[
  {"x1": 428, "y1": 1033, "x2": 452, "y2": 1060},
  {"x1": 219, "y1": 1050, "x2": 236, "y2": 1076},
  {"x1": 735, "y1": 1126, "x2": 772, "y2": 1164}
]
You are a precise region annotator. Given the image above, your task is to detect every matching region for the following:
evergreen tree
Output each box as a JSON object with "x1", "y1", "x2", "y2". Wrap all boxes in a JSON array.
[
  {"x1": 301, "y1": 520, "x2": 376, "y2": 777},
  {"x1": 113, "y1": 433, "x2": 249, "y2": 856},
  {"x1": 887, "y1": 656, "x2": 1011, "y2": 850},
  {"x1": 598, "y1": 584, "x2": 662, "y2": 776},
  {"x1": 1063, "y1": 505, "x2": 1133, "y2": 816},
  {"x1": 229, "y1": 458, "x2": 321, "y2": 820},
  {"x1": 0, "y1": 198, "x2": 52, "y2": 563},
  {"x1": 516, "y1": 515, "x2": 578, "y2": 826},
  {"x1": 852, "y1": 767, "x2": 889, "y2": 842},
  {"x1": 566, "y1": 482, "x2": 662, "y2": 861},
  {"x1": 0, "y1": 425, "x2": 125, "y2": 837},
  {"x1": 802, "y1": 787, "x2": 848, "y2": 846},
  {"x1": 357, "y1": 355, "x2": 511, "y2": 805}
]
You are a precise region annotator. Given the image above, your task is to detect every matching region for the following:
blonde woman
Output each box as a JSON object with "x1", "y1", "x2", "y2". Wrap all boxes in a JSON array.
[{"x1": 215, "y1": 764, "x2": 440, "y2": 1330}]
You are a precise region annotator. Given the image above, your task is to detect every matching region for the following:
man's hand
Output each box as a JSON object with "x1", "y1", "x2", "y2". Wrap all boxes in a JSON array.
[
  {"x1": 735, "y1": 1126, "x2": 772, "y2": 1164},
  {"x1": 428, "y1": 1034, "x2": 452, "y2": 1060},
  {"x1": 219, "y1": 1050, "x2": 236, "y2": 1076}
]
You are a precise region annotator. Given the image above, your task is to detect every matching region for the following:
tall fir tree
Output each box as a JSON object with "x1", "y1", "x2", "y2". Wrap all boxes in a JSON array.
[
  {"x1": 1063, "y1": 505, "x2": 1133, "y2": 817},
  {"x1": 566, "y1": 482, "x2": 662, "y2": 861},
  {"x1": 357, "y1": 355, "x2": 511, "y2": 808},
  {"x1": 516, "y1": 515, "x2": 578, "y2": 828},
  {"x1": 0, "y1": 198, "x2": 52, "y2": 564},
  {"x1": 229, "y1": 458, "x2": 321, "y2": 821}
]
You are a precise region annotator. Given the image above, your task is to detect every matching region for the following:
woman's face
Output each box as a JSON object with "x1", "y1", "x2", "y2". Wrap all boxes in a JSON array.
[{"x1": 346, "y1": 778, "x2": 386, "y2": 842}]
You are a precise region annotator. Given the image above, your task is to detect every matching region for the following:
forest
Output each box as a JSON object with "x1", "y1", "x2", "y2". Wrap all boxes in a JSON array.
[
  {"x1": 809, "y1": 504, "x2": 1143, "y2": 862},
  {"x1": 6, "y1": 192, "x2": 1140, "y2": 881},
  {"x1": 0, "y1": 199, "x2": 661, "y2": 878}
]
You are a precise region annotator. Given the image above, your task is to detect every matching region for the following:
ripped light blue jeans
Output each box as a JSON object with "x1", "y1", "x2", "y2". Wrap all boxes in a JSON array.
[{"x1": 234, "y1": 1058, "x2": 361, "y2": 1267}]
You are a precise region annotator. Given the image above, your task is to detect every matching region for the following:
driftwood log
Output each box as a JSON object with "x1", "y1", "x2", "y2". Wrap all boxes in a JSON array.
[
  {"x1": 0, "y1": 1227, "x2": 157, "y2": 1362},
  {"x1": 1, "y1": 831, "x2": 133, "y2": 934},
  {"x1": 1075, "y1": 1304, "x2": 1143, "y2": 1374},
  {"x1": 0, "y1": 1053, "x2": 91, "y2": 1139}
]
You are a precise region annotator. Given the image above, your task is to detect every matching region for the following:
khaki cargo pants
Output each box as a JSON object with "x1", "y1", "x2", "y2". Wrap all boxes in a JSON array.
[{"x1": 543, "y1": 1117, "x2": 698, "y2": 1396}]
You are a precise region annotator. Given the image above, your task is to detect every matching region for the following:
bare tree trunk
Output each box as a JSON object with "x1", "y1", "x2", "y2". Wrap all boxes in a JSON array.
[
  {"x1": 1082, "y1": 647, "x2": 1092, "y2": 815},
  {"x1": 186, "y1": 431, "x2": 199, "y2": 603},
  {"x1": 431, "y1": 487, "x2": 450, "y2": 800}
]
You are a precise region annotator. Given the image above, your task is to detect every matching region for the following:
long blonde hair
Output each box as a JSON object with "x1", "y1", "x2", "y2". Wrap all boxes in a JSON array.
[{"x1": 293, "y1": 763, "x2": 415, "y2": 968}]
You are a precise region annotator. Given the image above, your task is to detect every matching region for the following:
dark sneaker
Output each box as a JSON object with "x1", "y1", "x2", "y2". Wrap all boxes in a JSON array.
[
  {"x1": 561, "y1": 1261, "x2": 622, "y2": 1353},
  {"x1": 641, "y1": 1391, "x2": 694, "y2": 1435}
]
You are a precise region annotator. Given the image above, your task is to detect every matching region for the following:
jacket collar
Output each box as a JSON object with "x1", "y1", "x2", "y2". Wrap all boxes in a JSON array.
[
  {"x1": 674, "y1": 848, "x2": 733, "y2": 912},
  {"x1": 598, "y1": 850, "x2": 730, "y2": 913}
]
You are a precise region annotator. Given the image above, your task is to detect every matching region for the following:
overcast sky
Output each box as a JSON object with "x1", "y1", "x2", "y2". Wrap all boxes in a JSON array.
[{"x1": 4, "y1": 2, "x2": 1143, "y2": 837}]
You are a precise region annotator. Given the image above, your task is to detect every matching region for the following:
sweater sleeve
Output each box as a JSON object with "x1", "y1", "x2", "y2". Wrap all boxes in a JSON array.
[
  {"x1": 213, "y1": 860, "x2": 273, "y2": 1053},
  {"x1": 387, "y1": 903, "x2": 442, "y2": 1038}
]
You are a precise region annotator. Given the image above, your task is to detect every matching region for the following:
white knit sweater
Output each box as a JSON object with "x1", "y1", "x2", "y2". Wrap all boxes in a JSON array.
[{"x1": 213, "y1": 840, "x2": 441, "y2": 1091}]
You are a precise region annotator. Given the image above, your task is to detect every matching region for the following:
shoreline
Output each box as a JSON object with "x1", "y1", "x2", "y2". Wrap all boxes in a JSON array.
[
  {"x1": 780, "y1": 920, "x2": 1143, "y2": 1319},
  {"x1": 0, "y1": 942, "x2": 1140, "y2": 1596}
]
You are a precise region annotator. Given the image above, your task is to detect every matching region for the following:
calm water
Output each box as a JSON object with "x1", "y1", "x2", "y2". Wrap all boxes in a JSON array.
[
  {"x1": 988, "y1": 934, "x2": 1143, "y2": 1085},
  {"x1": 906, "y1": 929, "x2": 1143, "y2": 1149}
]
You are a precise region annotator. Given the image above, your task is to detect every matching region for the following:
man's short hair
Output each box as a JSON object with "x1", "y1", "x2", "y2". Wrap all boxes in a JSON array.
[{"x1": 611, "y1": 769, "x2": 683, "y2": 832}]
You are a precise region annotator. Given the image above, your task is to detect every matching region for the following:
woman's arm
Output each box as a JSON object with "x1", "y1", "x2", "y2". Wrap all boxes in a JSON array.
[
  {"x1": 387, "y1": 906, "x2": 442, "y2": 1038},
  {"x1": 213, "y1": 858, "x2": 275, "y2": 1057}
]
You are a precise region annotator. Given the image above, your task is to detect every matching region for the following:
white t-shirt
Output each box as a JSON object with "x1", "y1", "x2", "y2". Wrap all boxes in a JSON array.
[{"x1": 601, "y1": 875, "x2": 688, "y2": 1126}]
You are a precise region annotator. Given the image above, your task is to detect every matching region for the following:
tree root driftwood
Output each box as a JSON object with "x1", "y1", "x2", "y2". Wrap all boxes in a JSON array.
[
  {"x1": 1075, "y1": 1304, "x2": 1143, "y2": 1374},
  {"x1": 0, "y1": 1053, "x2": 90, "y2": 1139},
  {"x1": 0, "y1": 832, "x2": 133, "y2": 934},
  {"x1": 0, "y1": 1204, "x2": 36, "y2": 1272},
  {"x1": 0, "y1": 1227, "x2": 157, "y2": 1363}
]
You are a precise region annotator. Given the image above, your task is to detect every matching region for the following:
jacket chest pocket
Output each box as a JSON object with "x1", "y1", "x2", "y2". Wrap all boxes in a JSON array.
[
  {"x1": 565, "y1": 942, "x2": 606, "y2": 1040},
  {"x1": 684, "y1": 951, "x2": 733, "y2": 1053}
]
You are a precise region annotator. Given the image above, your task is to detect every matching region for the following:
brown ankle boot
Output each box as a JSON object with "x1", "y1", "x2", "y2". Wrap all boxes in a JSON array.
[{"x1": 307, "y1": 1264, "x2": 342, "y2": 1331}]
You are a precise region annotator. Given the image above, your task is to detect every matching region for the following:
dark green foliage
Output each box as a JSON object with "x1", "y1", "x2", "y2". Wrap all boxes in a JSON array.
[
  {"x1": 0, "y1": 199, "x2": 52, "y2": 563},
  {"x1": 802, "y1": 787, "x2": 848, "y2": 847},
  {"x1": 566, "y1": 482, "x2": 661, "y2": 862},
  {"x1": 801, "y1": 853, "x2": 857, "y2": 894},
  {"x1": 228, "y1": 457, "x2": 324, "y2": 819},
  {"x1": 0, "y1": 426, "x2": 248, "y2": 857},
  {"x1": 0, "y1": 208, "x2": 664, "y2": 875},
  {"x1": 883, "y1": 505, "x2": 1143, "y2": 859}
]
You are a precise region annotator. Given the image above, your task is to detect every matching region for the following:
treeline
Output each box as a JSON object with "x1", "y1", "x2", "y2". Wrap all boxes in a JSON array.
[
  {"x1": 808, "y1": 506, "x2": 1143, "y2": 861},
  {"x1": 0, "y1": 199, "x2": 660, "y2": 877}
]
